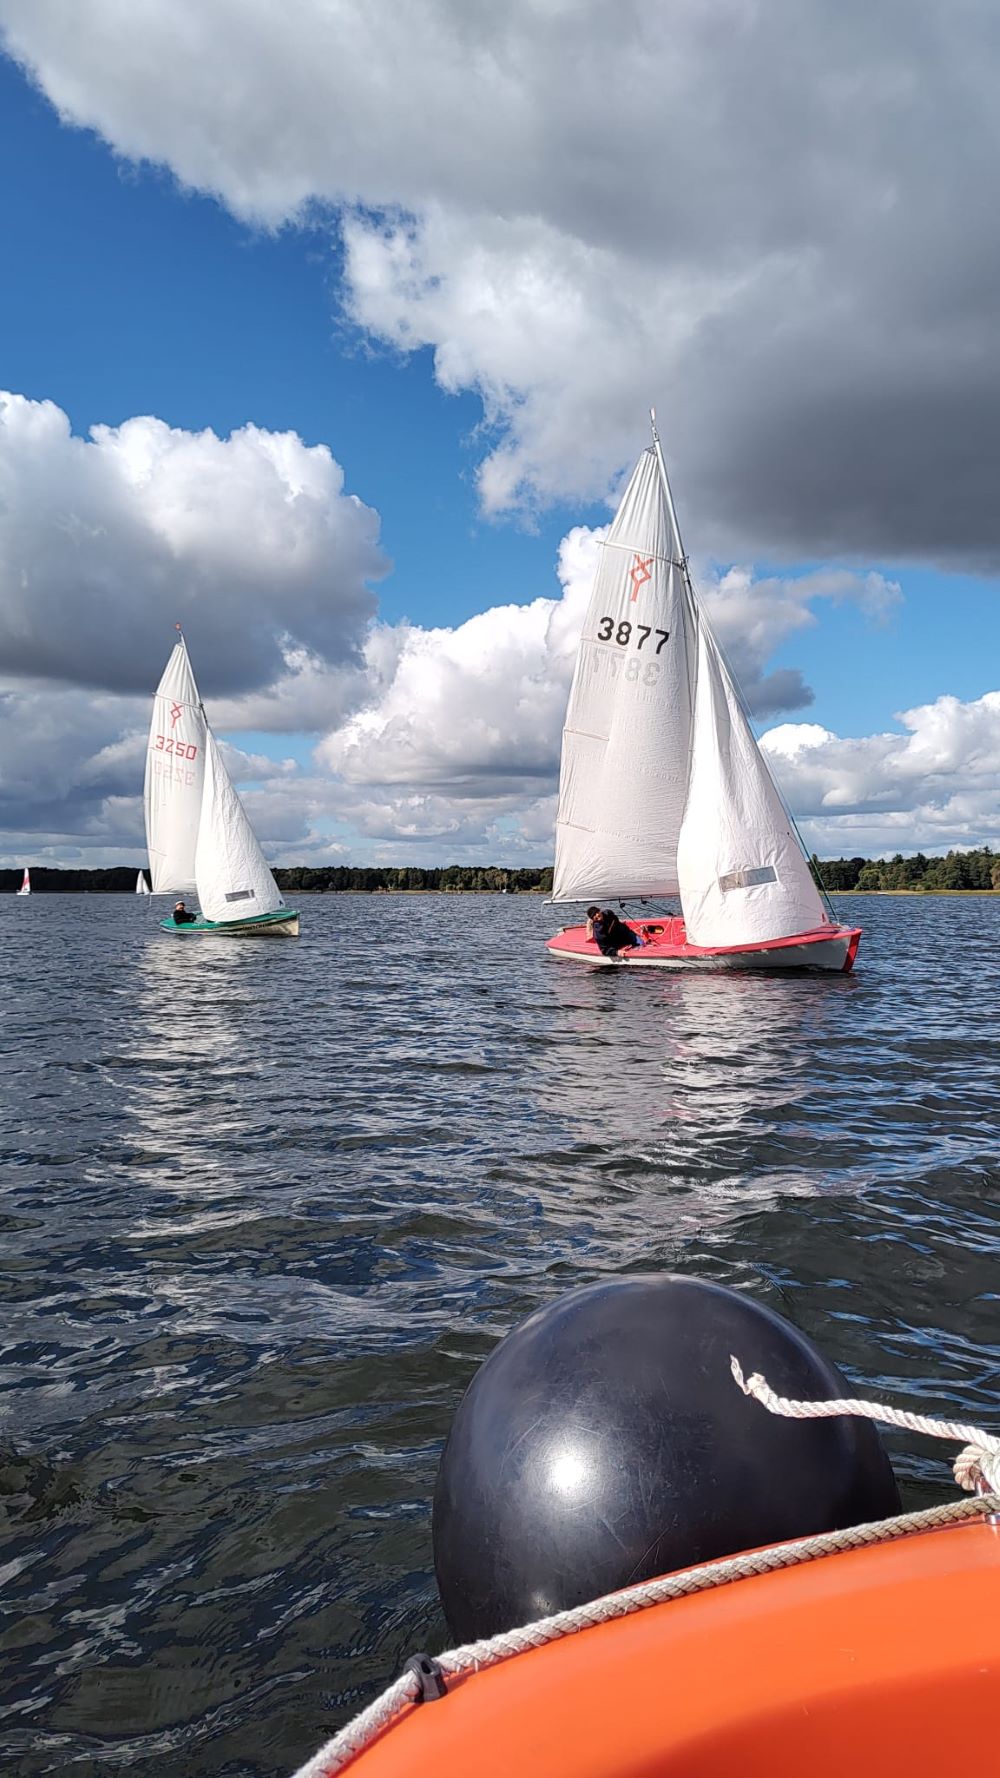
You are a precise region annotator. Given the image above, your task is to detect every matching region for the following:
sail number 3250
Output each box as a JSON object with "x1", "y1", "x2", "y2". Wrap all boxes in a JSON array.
[
  {"x1": 596, "y1": 618, "x2": 669, "y2": 651},
  {"x1": 154, "y1": 734, "x2": 199, "y2": 760}
]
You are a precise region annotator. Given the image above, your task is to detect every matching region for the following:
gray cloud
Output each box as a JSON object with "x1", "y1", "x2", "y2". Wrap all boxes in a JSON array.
[
  {"x1": 0, "y1": 395, "x2": 386, "y2": 696},
  {"x1": 5, "y1": 1, "x2": 1000, "y2": 561}
]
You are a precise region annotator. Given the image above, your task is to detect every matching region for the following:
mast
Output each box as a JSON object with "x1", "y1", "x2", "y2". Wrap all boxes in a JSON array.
[
  {"x1": 649, "y1": 409, "x2": 691, "y2": 598},
  {"x1": 649, "y1": 408, "x2": 699, "y2": 714},
  {"x1": 649, "y1": 408, "x2": 836, "y2": 924},
  {"x1": 175, "y1": 621, "x2": 208, "y2": 722}
]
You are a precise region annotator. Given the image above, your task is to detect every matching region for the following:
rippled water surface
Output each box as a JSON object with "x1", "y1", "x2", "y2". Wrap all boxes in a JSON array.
[{"x1": 3, "y1": 892, "x2": 1000, "y2": 1775}]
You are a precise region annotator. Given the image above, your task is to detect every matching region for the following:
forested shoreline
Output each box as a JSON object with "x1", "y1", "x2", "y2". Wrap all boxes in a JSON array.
[
  {"x1": 0, "y1": 865, "x2": 555, "y2": 894},
  {"x1": 4, "y1": 848, "x2": 1000, "y2": 893},
  {"x1": 811, "y1": 847, "x2": 1000, "y2": 891}
]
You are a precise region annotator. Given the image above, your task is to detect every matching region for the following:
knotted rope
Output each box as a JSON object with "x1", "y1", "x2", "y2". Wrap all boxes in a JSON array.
[{"x1": 730, "y1": 1356, "x2": 1000, "y2": 1495}]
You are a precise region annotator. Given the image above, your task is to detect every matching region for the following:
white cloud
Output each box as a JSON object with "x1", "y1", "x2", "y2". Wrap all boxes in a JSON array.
[
  {"x1": 7, "y1": 663, "x2": 1000, "y2": 872},
  {"x1": 761, "y1": 692, "x2": 1000, "y2": 855},
  {"x1": 1, "y1": 474, "x2": 902, "y2": 866},
  {"x1": 699, "y1": 565, "x2": 901, "y2": 715},
  {"x1": 5, "y1": 2, "x2": 1000, "y2": 559},
  {"x1": 0, "y1": 392, "x2": 386, "y2": 695},
  {"x1": 0, "y1": 373, "x2": 983, "y2": 871},
  {"x1": 317, "y1": 532, "x2": 900, "y2": 806}
]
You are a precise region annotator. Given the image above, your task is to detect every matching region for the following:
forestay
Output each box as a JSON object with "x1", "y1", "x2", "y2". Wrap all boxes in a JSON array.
[
  {"x1": 144, "y1": 641, "x2": 207, "y2": 895},
  {"x1": 194, "y1": 730, "x2": 285, "y2": 924},
  {"x1": 551, "y1": 449, "x2": 698, "y2": 902},
  {"x1": 676, "y1": 626, "x2": 827, "y2": 946}
]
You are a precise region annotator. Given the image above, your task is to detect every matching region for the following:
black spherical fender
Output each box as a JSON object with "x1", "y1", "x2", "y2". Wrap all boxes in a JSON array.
[{"x1": 433, "y1": 1274, "x2": 900, "y2": 1641}]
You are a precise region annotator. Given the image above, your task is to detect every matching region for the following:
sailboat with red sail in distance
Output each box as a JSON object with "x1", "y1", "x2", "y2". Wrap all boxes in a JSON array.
[
  {"x1": 546, "y1": 413, "x2": 861, "y2": 972},
  {"x1": 15, "y1": 867, "x2": 30, "y2": 896}
]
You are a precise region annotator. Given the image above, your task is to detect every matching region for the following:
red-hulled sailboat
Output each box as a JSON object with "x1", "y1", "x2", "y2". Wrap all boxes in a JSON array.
[{"x1": 546, "y1": 414, "x2": 860, "y2": 973}]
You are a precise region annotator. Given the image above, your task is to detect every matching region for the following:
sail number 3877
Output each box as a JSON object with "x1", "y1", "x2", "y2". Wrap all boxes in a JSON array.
[{"x1": 595, "y1": 618, "x2": 669, "y2": 652}]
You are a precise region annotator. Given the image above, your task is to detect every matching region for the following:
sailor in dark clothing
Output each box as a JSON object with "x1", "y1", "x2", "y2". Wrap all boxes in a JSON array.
[
  {"x1": 172, "y1": 900, "x2": 197, "y2": 925},
  {"x1": 586, "y1": 905, "x2": 639, "y2": 957}
]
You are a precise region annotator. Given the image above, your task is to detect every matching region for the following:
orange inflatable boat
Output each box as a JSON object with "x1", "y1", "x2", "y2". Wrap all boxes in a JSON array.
[{"x1": 292, "y1": 1497, "x2": 1000, "y2": 1778}]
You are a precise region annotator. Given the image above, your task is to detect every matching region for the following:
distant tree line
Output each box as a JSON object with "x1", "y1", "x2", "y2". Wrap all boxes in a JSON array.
[
  {"x1": 0, "y1": 866, "x2": 142, "y2": 894},
  {"x1": 0, "y1": 864, "x2": 556, "y2": 894},
  {"x1": 275, "y1": 865, "x2": 555, "y2": 894},
  {"x1": 812, "y1": 847, "x2": 1000, "y2": 892},
  {"x1": 5, "y1": 850, "x2": 1000, "y2": 893}
]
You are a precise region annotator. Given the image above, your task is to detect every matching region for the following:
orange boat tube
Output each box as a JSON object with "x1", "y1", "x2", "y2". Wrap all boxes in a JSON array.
[{"x1": 293, "y1": 1508, "x2": 1000, "y2": 1778}]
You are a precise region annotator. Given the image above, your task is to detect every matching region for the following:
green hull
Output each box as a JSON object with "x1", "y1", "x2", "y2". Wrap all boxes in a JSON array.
[{"x1": 160, "y1": 908, "x2": 300, "y2": 937}]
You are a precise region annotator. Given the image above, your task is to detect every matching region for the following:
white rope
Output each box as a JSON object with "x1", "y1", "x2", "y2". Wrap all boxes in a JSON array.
[
  {"x1": 730, "y1": 1356, "x2": 1000, "y2": 1495},
  {"x1": 291, "y1": 1672, "x2": 419, "y2": 1778},
  {"x1": 289, "y1": 1490, "x2": 997, "y2": 1777}
]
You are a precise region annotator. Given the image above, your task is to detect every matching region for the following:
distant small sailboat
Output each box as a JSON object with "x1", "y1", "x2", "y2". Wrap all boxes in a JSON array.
[
  {"x1": 144, "y1": 629, "x2": 300, "y2": 937},
  {"x1": 546, "y1": 413, "x2": 860, "y2": 973},
  {"x1": 136, "y1": 870, "x2": 150, "y2": 895},
  {"x1": 16, "y1": 867, "x2": 30, "y2": 896}
]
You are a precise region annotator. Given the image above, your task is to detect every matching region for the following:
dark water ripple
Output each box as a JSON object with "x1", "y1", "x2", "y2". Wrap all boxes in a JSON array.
[{"x1": 2, "y1": 892, "x2": 1000, "y2": 1774}]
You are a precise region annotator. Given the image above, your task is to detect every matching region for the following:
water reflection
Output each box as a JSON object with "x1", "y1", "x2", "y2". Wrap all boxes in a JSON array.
[
  {"x1": 537, "y1": 962, "x2": 853, "y2": 1185},
  {"x1": 5, "y1": 893, "x2": 1000, "y2": 1777}
]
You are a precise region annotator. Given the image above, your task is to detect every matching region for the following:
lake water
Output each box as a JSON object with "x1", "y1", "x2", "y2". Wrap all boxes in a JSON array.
[{"x1": 2, "y1": 892, "x2": 1000, "y2": 1776}]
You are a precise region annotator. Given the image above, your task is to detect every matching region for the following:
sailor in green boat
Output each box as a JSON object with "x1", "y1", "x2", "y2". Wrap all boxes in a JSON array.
[{"x1": 172, "y1": 900, "x2": 198, "y2": 925}]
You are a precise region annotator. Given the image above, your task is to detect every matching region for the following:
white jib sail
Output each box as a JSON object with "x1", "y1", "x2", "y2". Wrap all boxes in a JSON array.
[
  {"x1": 676, "y1": 623, "x2": 827, "y2": 947},
  {"x1": 551, "y1": 448, "x2": 698, "y2": 902},
  {"x1": 136, "y1": 871, "x2": 150, "y2": 895},
  {"x1": 194, "y1": 729, "x2": 284, "y2": 924},
  {"x1": 144, "y1": 640, "x2": 207, "y2": 895},
  {"x1": 16, "y1": 867, "x2": 30, "y2": 895}
]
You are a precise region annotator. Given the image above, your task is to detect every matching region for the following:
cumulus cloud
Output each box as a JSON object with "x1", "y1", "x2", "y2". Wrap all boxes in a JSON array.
[
  {"x1": 762, "y1": 693, "x2": 1000, "y2": 855},
  {"x1": 0, "y1": 683, "x2": 146, "y2": 849},
  {"x1": 7, "y1": 670, "x2": 1000, "y2": 871},
  {"x1": 319, "y1": 528, "x2": 900, "y2": 801},
  {"x1": 0, "y1": 449, "x2": 908, "y2": 869},
  {"x1": 700, "y1": 565, "x2": 902, "y2": 716},
  {"x1": 5, "y1": 1, "x2": 1000, "y2": 560},
  {"x1": 0, "y1": 678, "x2": 331, "y2": 867},
  {"x1": 0, "y1": 392, "x2": 386, "y2": 696}
]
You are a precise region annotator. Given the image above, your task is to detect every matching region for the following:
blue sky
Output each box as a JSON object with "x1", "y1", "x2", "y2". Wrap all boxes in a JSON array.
[
  {"x1": 2, "y1": 3, "x2": 1000, "y2": 866},
  {"x1": 3, "y1": 48, "x2": 995, "y2": 740},
  {"x1": 0, "y1": 55, "x2": 595, "y2": 637}
]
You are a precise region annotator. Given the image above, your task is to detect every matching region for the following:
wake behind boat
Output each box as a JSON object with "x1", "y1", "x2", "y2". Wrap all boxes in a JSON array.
[
  {"x1": 547, "y1": 414, "x2": 859, "y2": 973},
  {"x1": 144, "y1": 630, "x2": 300, "y2": 938}
]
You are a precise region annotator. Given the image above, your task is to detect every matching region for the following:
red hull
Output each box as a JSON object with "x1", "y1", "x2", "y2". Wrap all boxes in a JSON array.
[{"x1": 547, "y1": 916, "x2": 861, "y2": 973}]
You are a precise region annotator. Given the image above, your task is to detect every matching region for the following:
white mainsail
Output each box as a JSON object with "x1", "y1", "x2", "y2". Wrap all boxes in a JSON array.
[
  {"x1": 136, "y1": 870, "x2": 150, "y2": 895},
  {"x1": 551, "y1": 449, "x2": 698, "y2": 902},
  {"x1": 144, "y1": 638, "x2": 207, "y2": 895},
  {"x1": 550, "y1": 418, "x2": 828, "y2": 945},
  {"x1": 193, "y1": 730, "x2": 285, "y2": 925},
  {"x1": 16, "y1": 867, "x2": 30, "y2": 896},
  {"x1": 675, "y1": 626, "x2": 827, "y2": 945}
]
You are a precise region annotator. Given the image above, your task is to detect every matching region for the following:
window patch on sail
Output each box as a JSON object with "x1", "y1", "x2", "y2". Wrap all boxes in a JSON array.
[
  {"x1": 719, "y1": 866, "x2": 777, "y2": 893},
  {"x1": 224, "y1": 890, "x2": 255, "y2": 903}
]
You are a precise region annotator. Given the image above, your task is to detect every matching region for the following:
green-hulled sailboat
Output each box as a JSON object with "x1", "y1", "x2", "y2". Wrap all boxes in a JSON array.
[{"x1": 144, "y1": 629, "x2": 300, "y2": 938}]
